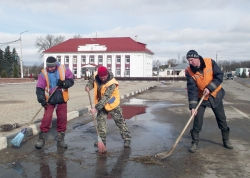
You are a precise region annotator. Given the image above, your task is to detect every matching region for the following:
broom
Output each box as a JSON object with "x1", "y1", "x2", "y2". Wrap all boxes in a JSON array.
[
  {"x1": 87, "y1": 91, "x2": 107, "y2": 153},
  {"x1": 11, "y1": 86, "x2": 58, "y2": 147},
  {"x1": 155, "y1": 94, "x2": 205, "y2": 159}
]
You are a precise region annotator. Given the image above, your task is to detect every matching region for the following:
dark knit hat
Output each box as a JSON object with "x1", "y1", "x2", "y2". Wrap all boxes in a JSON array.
[
  {"x1": 98, "y1": 66, "x2": 108, "y2": 77},
  {"x1": 46, "y1": 56, "x2": 57, "y2": 67},
  {"x1": 186, "y1": 50, "x2": 199, "y2": 59}
]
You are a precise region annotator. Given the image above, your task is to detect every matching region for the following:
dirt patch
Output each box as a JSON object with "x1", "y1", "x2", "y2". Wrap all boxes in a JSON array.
[{"x1": 130, "y1": 155, "x2": 163, "y2": 166}]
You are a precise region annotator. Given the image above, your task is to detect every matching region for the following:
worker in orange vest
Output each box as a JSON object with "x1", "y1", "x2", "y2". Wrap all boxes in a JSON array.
[
  {"x1": 85, "y1": 66, "x2": 131, "y2": 149},
  {"x1": 185, "y1": 50, "x2": 233, "y2": 153},
  {"x1": 35, "y1": 56, "x2": 74, "y2": 149}
]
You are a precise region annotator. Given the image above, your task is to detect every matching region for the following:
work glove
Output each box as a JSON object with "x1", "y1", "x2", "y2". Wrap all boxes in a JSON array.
[
  {"x1": 41, "y1": 101, "x2": 48, "y2": 108},
  {"x1": 57, "y1": 79, "x2": 66, "y2": 88}
]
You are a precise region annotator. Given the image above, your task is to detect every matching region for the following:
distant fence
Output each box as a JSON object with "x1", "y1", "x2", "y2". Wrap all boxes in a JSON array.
[
  {"x1": 0, "y1": 78, "x2": 35, "y2": 84},
  {"x1": 116, "y1": 77, "x2": 186, "y2": 81}
]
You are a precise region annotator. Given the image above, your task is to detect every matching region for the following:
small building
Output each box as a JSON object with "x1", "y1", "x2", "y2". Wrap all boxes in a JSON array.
[
  {"x1": 159, "y1": 63, "x2": 188, "y2": 77},
  {"x1": 43, "y1": 37, "x2": 154, "y2": 78},
  {"x1": 235, "y1": 68, "x2": 250, "y2": 77}
]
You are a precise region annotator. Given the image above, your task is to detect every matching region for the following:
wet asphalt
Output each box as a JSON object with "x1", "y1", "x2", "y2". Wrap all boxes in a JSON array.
[{"x1": 0, "y1": 83, "x2": 250, "y2": 178}]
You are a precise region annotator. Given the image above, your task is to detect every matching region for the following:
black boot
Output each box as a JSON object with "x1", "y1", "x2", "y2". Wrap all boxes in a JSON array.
[
  {"x1": 124, "y1": 140, "x2": 131, "y2": 148},
  {"x1": 189, "y1": 143, "x2": 198, "y2": 153},
  {"x1": 221, "y1": 128, "x2": 233, "y2": 149},
  {"x1": 189, "y1": 130, "x2": 199, "y2": 153},
  {"x1": 35, "y1": 132, "x2": 46, "y2": 149},
  {"x1": 57, "y1": 132, "x2": 68, "y2": 149}
]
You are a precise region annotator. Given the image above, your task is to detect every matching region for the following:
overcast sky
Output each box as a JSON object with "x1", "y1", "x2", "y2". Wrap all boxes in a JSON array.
[{"x1": 1, "y1": 0, "x2": 250, "y2": 65}]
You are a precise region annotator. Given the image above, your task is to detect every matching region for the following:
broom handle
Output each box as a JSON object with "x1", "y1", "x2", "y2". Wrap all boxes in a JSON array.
[
  {"x1": 29, "y1": 86, "x2": 59, "y2": 124},
  {"x1": 156, "y1": 94, "x2": 206, "y2": 159},
  {"x1": 87, "y1": 91, "x2": 101, "y2": 137}
]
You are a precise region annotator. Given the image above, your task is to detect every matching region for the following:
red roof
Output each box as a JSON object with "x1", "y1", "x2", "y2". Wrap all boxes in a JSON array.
[{"x1": 43, "y1": 37, "x2": 153, "y2": 54}]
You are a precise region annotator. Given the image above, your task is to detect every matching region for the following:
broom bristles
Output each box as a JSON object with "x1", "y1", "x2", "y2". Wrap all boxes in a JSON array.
[
  {"x1": 10, "y1": 128, "x2": 27, "y2": 147},
  {"x1": 11, "y1": 132, "x2": 24, "y2": 147},
  {"x1": 97, "y1": 136, "x2": 106, "y2": 153}
]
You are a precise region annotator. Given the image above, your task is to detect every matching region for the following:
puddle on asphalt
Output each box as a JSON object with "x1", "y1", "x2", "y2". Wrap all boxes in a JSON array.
[{"x1": 124, "y1": 98, "x2": 184, "y2": 113}]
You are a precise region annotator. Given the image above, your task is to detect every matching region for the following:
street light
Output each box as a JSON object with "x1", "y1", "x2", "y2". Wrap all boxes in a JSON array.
[{"x1": 19, "y1": 30, "x2": 28, "y2": 78}]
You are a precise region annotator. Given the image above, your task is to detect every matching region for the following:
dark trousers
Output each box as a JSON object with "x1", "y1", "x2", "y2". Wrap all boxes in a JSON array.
[
  {"x1": 192, "y1": 100, "x2": 229, "y2": 134},
  {"x1": 40, "y1": 103, "x2": 67, "y2": 133}
]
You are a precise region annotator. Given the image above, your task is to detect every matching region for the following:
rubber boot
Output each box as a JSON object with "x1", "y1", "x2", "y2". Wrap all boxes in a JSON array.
[
  {"x1": 189, "y1": 130, "x2": 199, "y2": 153},
  {"x1": 124, "y1": 140, "x2": 131, "y2": 148},
  {"x1": 57, "y1": 132, "x2": 68, "y2": 149},
  {"x1": 221, "y1": 128, "x2": 233, "y2": 149},
  {"x1": 35, "y1": 132, "x2": 46, "y2": 149}
]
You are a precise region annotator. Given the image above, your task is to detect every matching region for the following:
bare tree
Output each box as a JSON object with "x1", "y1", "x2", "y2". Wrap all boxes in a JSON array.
[
  {"x1": 167, "y1": 59, "x2": 177, "y2": 67},
  {"x1": 73, "y1": 34, "x2": 81, "y2": 38},
  {"x1": 35, "y1": 34, "x2": 65, "y2": 57},
  {"x1": 182, "y1": 56, "x2": 187, "y2": 64}
]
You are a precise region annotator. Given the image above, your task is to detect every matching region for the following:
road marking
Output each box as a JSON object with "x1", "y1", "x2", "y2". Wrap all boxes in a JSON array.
[{"x1": 230, "y1": 106, "x2": 250, "y2": 119}]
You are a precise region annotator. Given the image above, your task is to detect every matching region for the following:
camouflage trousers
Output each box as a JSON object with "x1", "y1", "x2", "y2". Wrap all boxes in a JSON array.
[{"x1": 96, "y1": 106, "x2": 131, "y2": 144}]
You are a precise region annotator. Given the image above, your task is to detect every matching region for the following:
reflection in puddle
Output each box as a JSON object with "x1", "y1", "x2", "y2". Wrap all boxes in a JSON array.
[
  {"x1": 123, "y1": 98, "x2": 148, "y2": 105},
  {"x1": 120, "y1": 98, "x2": 185, "y2": 121}
]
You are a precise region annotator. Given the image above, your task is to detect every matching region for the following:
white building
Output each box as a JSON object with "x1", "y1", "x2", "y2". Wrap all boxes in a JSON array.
[
  {"x1": 43, "y1": 37, "x2": 154, "y2": 78},
  {"x1": 235, "y1": 68, "x2": 250, "y2": 77}
]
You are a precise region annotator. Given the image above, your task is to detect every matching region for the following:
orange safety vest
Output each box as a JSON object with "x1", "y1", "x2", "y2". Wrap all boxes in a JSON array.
[
  {"x1": 186, "y1": 58, "x2": 222, "y2": 100},
  {"x1": 41, "y1": 65, "x2": 69, "y2": 102},
  {"x1": 94, "y1": 77, "x2": 120, "y2": 111}
]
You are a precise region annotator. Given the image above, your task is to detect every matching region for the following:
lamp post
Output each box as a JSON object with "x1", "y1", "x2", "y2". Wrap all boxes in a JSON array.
[{"x1": 19, "y1": 30, "x2": 28, "y2": 78}]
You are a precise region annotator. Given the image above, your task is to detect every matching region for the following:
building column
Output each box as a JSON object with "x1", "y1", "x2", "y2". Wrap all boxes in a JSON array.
[
  {"x1": 69, "y1": 55, "x2": 73, "y2": 72},
  {"x1": 77, "y1": 54, "x2": 81, "y2": 78}
]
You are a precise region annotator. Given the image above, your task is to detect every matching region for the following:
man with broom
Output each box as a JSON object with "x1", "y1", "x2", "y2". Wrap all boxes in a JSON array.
[
  {"x1": 185, "y1": 50, "x2": 233, "y2": 153},
  {"x1": 85, "y1": 66, "x2": 131, "y2": 151},
  {"x1": 35, "y1": 56, "x2": 74, "y2": 149}
]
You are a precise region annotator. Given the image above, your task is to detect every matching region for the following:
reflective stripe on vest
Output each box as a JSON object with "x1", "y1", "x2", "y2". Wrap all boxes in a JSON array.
[
  {"x1": 94, "y1": 77, "x2": 120, "y2": 111},
  {"x1": 186, "y1": 58, "x2": 222, "y2": 100},
  {"x1": 58, "y1": 65, "x2": 69, "y2": 102},
  {"x1": 41, "y1": 64, "x2": 69, "y2": 102},
  {"x1": 41, "y1": 69, "x2": 50, "y2": 102}
]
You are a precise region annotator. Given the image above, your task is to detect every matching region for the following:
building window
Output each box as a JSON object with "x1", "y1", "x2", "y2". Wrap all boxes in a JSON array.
[
  {"x1": 125, "y1": 69, "x2": 130, "y2": 76},
  {"x1": 57, "y1": 56, "x2": 61, "y2": 63},
  {"x1": 89, "y1": 55, "x2": 95, "y2": 64},
  {"x1": 64, "y1": 56, "x2": 69, "y2": 64},
  {"x1": 73, "y1": 55, "x2": 77, "y2": 64},
  {"x1": 107, "y1": 55, "x2": 112, "y2": 64},
  {"x1": 73, "y1": 69, "x2": 77, "y2": 75},
  {"x1": 98, "y1": 55, "x2": 103, "y2": 64},
  {"x1": 116, "y1": 55, "x2": 121, "y2": 64},
  {"x1": 125, "y1": 55, "x2": 130, "y2": 63},
  {"x1": 116, "y1": 69, "x2": 121, "y2": 76},
  {"x1": 81, "y1": 55, "x2": 86, "y2": 64}
]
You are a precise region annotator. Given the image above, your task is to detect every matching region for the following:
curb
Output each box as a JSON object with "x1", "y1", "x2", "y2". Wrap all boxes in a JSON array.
[{"x1": 0, "y1": 84, "x2": 157, "y2": 150}]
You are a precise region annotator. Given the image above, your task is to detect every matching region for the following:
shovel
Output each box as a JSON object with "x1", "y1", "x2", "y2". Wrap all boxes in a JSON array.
[{"x1": 155, "y1": 94, "x2": 205, "y2": 159}]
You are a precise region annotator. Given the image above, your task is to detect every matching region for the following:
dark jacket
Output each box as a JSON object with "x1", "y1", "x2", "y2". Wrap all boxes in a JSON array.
[
  {"x1": 36, "y1": 67, "x2": 74, "y2": 105},
  {"x1": 186, "y1": 56, "x2": 225, "y2": 109}
]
